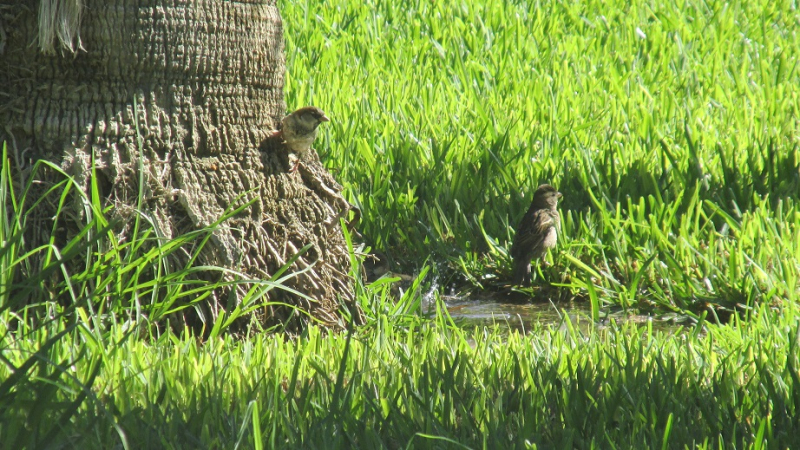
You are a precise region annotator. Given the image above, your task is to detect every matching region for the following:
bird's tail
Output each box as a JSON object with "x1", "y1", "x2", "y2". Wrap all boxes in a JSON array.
[{"x1": 511, "y1": 260, "x2": 531, "y2": 286}]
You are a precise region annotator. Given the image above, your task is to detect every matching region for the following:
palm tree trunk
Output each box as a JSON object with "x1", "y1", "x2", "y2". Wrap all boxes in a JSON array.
[{"x1": 0, "y1": 0, "x2": 361, "y2": 330}]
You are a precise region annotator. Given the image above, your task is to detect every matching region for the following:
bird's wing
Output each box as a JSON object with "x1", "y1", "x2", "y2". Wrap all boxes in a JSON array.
[{"x1": 511, "y1": 209, "x2": 557, "y2": 257}]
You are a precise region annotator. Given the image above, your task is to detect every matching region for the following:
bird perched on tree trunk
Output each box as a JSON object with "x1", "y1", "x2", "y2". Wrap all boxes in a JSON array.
[
  {"x1": 271, "y1": 106, "x2": 360, "y2": 234},
  {"x1": 272, "y1": 106, "x2": 330, "y2": 172},
  {"x1": 510, "y1": 184, "x2": 562, "y2": 286}
]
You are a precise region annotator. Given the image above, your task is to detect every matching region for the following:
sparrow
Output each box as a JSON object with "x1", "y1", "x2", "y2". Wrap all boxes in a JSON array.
[
  {"x1": 510, "y1": 184, "x2": 562, "y2": 286},
  {"x1": 272, "y1": 106, "x2": 330, "y2": 171}
]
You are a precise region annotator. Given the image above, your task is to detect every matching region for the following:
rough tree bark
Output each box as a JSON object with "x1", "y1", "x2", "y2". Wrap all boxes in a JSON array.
[{"x1": 0, "y1": 0, "x2": 361, "y2": 330}]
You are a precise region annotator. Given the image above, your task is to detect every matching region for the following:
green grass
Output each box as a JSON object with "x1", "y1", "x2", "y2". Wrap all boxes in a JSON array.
[
  {"x1": 2, "y1": 148, "x2": 798, "y2": 448},
  {"x1": 282, "y1": 0, "x2": 800, "y2": 312},
  {"x1": 3, "y1": 0, "x2": 800, "y2": 448},
  {"x1": 3, "y1": 297, "x2": 800, "y2": 448}
]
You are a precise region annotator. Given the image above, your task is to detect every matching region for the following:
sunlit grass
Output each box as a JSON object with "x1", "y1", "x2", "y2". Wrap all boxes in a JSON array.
[
  {"x1": 3, "y1": 298, "x2": 799, "y2": 448},
  {"x1": 3, "y1": 0, "x2": 800, "y2": 448},
  {"x1": 282, "y1": 0, "x2": 800, "y2": 311}
]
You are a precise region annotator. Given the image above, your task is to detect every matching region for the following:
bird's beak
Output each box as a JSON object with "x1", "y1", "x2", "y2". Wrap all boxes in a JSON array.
[
  {"x1": 556, "y1": 192, "x2": 563, "y2": 199},
  {"x1": 320, "y1": 114, "x2": 330, "y2": 122}
]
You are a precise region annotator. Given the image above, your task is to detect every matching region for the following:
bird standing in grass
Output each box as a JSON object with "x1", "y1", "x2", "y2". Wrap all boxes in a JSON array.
[
  {"x1": 510, "y1": 184, "x2": 562, "y2": 286},
  {"x1": 273, "y1": 106, "x2": 330, "y2": 171}
]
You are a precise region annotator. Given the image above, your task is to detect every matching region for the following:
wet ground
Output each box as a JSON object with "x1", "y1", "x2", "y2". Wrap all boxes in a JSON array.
[
  {"x1": 434, "y1": 296, "x2": 689, "y2": 335},
  {"x1": 382, "y1": 271, "x2": 692, "y2": 334}
]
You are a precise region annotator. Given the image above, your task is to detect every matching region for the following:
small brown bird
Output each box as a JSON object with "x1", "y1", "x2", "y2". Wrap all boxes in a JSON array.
[
  {"x1": 273, "y1": 106, "x2": 330, "y2": 171},
  {"x1": 510, "y1": 184, "x2": 562, "y2": 286}
]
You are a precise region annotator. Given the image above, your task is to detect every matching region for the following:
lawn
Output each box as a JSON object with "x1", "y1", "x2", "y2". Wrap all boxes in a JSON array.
[
  {"x1": 2, "y1": 0, "x2": 799, "y2": 448},
  {"x1": 4, "y1": 299, "x2": 799, "y2": 448},
  {"x1": 283, "y1": 0, "x2": 799, "y2": 313}
]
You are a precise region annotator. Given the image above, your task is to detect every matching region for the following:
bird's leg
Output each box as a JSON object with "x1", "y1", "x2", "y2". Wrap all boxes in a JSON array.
[
  {"x1": 540, "y1": 259, "x2": 551, "y2": 267},
  {"x1": 522, "y1": 264, "x2": 532, "y2": 287},
  {"x1": 512, "y1": 260, "x2": 533, "y2": 287}
]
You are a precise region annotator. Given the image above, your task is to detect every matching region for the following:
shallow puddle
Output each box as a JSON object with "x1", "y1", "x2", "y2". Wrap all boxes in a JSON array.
[{"x1": 436, "y1": 296, "x2": 688, "y2": 335}]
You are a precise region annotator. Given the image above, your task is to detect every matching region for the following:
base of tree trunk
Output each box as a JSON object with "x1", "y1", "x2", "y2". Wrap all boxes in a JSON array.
[{"x1": 0, "y1": 0, "x2": 362, "y2": 332}]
